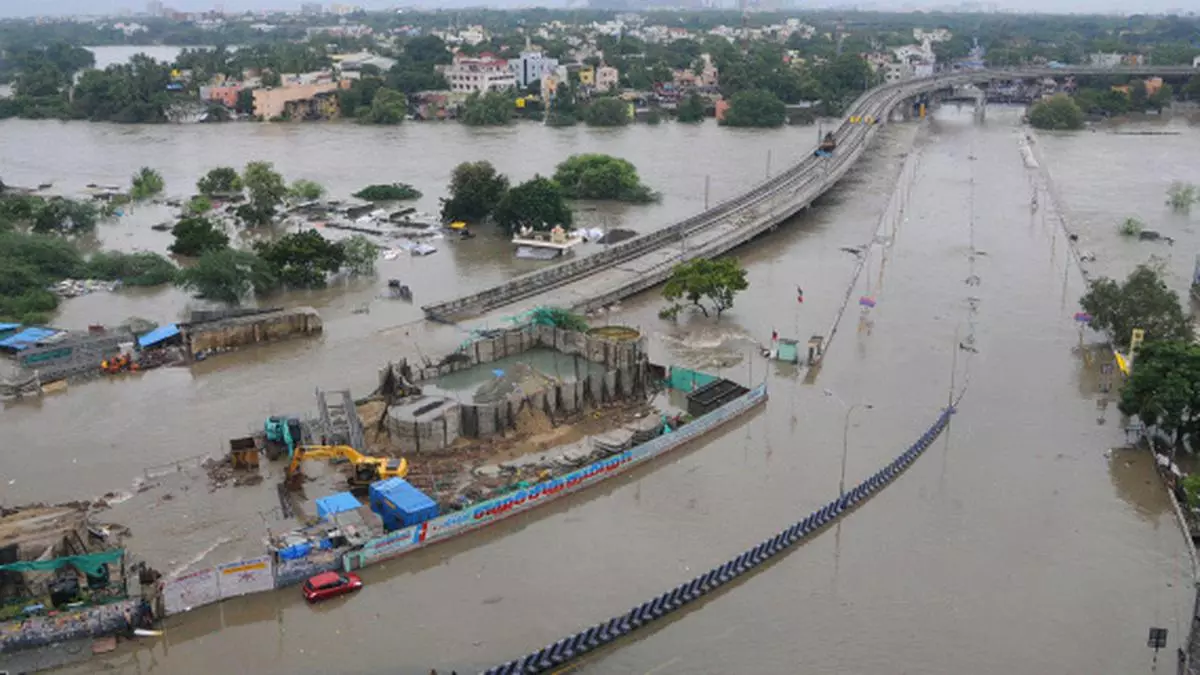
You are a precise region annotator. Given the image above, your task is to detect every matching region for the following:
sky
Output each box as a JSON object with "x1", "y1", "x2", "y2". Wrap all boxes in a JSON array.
[{"x1": 0, "y1": 0, "x2": 1192, "y2": 19}]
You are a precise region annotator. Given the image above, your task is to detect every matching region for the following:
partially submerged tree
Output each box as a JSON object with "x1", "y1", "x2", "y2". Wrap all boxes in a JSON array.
[
  {"x1": 353, "y1": 183, "x2": 422, "y2": 201},
  {"x1": 1079, "y1": 263, "x2": 1193, "y2": 349},
  {"x1": 662, "y1": 257, "x2": 748, "y2": 320},
  {"x1": 553, "y1": 154, "x2": 656, "y2": 203},
  {"x1": 721, "y1": 89, "x2": 786, "y2": 128},
  {"x1": 1028, "y1": 94, "x2": 1084, "y2": 130},
  {"x1": 176, "y1": 248, "x2": 277, "y2": 305},
  {"x1": 169, "y1": 216, "x2": 229, "y2": 256},
  {"x1": 1118, "y1": 217, "x2": 1144, "y2": 237},
  {"x1": 253, "y1": 229, "x2": 345, "y2": 289},
  {"x1": 364, "y1": 87, "x2": 407, "y2": 125},
  {"x1": 341, "y1": 234, "x2": 379, "y2": 276},
  {"x1": 583, "y1": 97, "x2": 631, "y2": 127},
  {"x1": 239, "y1": 161, "x2": 287, "y2": 225},
  {"x1": 440, "y1": 161, "x2": 509, "y2": 223},
  {"x1": 196, "y1": 166, "x2": 243, "y2": 197},
  {"x1": 288, "y1": 179, "x2": 326, "y2": 201},
  {"x1": 130, "y1": 167, "x2": 165, "y2": 201},
  {"x1": 85, "y1": 251, "x2": 177, "y2": 286},
  {"x1": 676, "y1": 93, "x2": 706, "y2": 123},
  {"x1": 460, "y1": 90, "x2": 513, "y2": 126},
  {"x1": 493, "y1": 176, "x2": 573, "y2": 235},
  {"x1": 1167, "y1": 182, "x2": 1198, "y2": 212},
  {"x1": 1118, "y1": 340, "x2": 1200, "y2": 446}
]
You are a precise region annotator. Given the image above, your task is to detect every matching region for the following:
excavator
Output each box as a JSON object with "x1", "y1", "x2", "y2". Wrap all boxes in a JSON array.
[{"x1": 285, "y1": 445, "x2": 408, "y2": 489}]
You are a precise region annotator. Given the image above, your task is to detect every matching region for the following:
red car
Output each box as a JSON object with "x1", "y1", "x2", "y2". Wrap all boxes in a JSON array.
[{"x1": 302, "y1": 571, "x2": 363, "y2": 603}]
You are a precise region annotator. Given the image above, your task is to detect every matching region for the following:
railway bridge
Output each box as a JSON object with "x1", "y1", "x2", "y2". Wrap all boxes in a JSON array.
[{"x1": 422, "y1": 65, "x2": 1198, "y2": 326}]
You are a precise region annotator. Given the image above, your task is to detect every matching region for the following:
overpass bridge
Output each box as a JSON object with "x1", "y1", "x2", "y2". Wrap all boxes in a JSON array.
[{"x1": 422, "y1": 65, "x2": 1197, "y2": 325}]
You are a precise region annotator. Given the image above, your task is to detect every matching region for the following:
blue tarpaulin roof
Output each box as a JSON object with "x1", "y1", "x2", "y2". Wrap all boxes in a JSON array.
[
  {"x1": 0, "y1": 323, "x2": 20, "y2": 332},
  {"x1": 0, "y1": 327, "x2": 60, "y2": 352},
  {"x1": 316, "y1": 492, "x2": 361, "y2": 520},
  {"x1": 137, "y1": 323, "x2": 180, "y2": 349}
]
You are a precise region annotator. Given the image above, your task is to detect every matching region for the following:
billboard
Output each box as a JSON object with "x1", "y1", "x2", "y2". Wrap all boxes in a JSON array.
[
  {"x1": 162, "y1": 567, "x2": 220, "y2": 615},
  {"x1": 217, "y1": 556, "x2": 274, "y2": 599}
]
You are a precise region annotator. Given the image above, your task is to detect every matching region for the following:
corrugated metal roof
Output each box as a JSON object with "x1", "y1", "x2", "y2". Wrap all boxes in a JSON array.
[
  {"x1": 0, "y1": 327, "x2": 61, "y2": 352},
  {"x1": 137, "y1": 324, "x2": 180, "y2": 348},
  {"x1": 0, "y1": 323, "x2": 20, "y2": 332}
]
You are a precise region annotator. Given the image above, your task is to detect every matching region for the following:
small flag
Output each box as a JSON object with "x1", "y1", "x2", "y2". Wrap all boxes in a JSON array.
[
  {"x1": 859, "y1": 296, "x2": 876, "y2": 308},
  {"x1": 771, "y1": 330, "x2": 778, "y2": 342},
  {"x1": 1073, "y1": 312, "x2": 1092, "y2": 323},
  {"x1": 797, "y1": 286, "x2": 804, "y2": 304}
]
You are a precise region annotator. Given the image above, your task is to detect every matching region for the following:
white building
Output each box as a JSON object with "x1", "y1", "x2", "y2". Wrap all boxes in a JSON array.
[
  {"x1": 1089, "y1": 52, "x2": 1123, "y2": 68},
  {"x1": 596, "y1": 65, "x2": 619, "y2": 92},
  {"x1": 442, "y1": 56, "x2": 515, "y2": 94},
  {"x1": 509, "y1": 50, "x2": 559, "y2": 90},
  {"x1": 913, "y1": 28, "x2": 952, "y2": 43}
]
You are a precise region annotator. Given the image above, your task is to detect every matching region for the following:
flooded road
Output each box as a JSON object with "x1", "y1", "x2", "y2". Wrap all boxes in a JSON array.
[{"x1": 21, "y1": 105, "x2": 1194, "y2": 674}]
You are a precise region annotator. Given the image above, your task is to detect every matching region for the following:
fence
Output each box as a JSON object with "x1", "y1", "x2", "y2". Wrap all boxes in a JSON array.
[{"x1": 155, "y1": 381, "x2": 767, "y2": 618}]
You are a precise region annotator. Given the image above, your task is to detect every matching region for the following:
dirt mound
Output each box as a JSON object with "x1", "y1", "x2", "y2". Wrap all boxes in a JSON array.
[{"x1": 514, "y1": 405, "x2": 553, "y2": 436}]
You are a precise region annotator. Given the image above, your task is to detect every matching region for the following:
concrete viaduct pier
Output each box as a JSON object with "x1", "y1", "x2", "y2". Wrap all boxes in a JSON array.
[{"x1": 422, "y1": 66, "x2": 1197, "y2": 326}]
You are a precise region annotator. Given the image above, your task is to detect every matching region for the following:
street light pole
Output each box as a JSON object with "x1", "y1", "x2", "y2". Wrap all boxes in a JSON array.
[{"x1": 840, "y1": 403, "x2": 872, "y2": 499}]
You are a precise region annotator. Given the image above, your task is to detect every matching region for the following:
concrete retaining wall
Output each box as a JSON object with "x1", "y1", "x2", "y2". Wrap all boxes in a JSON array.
[{"x1": 184, "y1": 307, "x2": 322, "y2": 356}]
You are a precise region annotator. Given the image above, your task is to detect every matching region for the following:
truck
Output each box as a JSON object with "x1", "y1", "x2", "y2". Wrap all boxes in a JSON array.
[{"x1": 814, "y1": 132, "x2": 837, "y2": 158}]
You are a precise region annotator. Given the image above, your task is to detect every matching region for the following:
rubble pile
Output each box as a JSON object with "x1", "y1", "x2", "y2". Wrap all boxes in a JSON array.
[{"x1": 50, "y1": 279, "x2": 123, "y2": 298}]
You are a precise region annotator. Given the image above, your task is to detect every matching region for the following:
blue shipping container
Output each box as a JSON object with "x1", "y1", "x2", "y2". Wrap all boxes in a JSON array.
[{"x1": 369, "y1": 478, "x2": 439, "y2": 529}]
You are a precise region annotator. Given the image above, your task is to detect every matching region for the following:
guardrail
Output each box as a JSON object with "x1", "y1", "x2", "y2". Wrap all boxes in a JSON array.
[{"x1": 423, "y1": 65, "x2": 1198, "y2": 323}]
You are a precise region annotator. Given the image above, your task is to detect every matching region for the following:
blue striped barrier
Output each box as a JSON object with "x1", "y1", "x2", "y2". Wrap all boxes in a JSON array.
[{"x1": 478, "y1": 405, "x2": 957, "y2": 675}]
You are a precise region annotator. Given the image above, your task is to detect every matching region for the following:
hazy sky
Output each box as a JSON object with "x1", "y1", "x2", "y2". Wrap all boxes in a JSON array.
[{"x1": 0, "y1": 0, "x2": 1191, "y2": 19}]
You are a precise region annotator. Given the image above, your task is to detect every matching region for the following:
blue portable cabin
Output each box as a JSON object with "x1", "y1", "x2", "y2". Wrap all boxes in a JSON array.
[
  {"x1": 315, "y1": 491, "x2": 362, "y2": 521},
  {"x1": 369, "y1": 478, "x2": 439, "y2": 531}
]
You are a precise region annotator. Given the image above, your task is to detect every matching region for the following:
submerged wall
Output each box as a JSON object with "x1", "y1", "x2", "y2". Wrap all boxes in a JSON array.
[
  {"x1": 184, "y1": 307, "x2": 322, "y2": 356},
  {"x1": 0, "y1": 598, "x2": 146, "y2": 654}
]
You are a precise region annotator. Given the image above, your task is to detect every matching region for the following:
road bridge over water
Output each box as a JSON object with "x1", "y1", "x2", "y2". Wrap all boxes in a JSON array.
[{"x1": 423, "y1": 65, "x2": 1198, "y2": 326}]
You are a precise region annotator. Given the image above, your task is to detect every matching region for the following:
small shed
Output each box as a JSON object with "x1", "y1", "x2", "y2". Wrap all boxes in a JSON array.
[
  {"x1": 0, "y1": 327, "x2": 62, "y2": 354},
  {"x1": 685, "y1": 378, "x2": 749, "y2": 418},
  {"x1": 137, "y1": 324, "x2": 181, "y2": 350},
  {"x1": 369, "y1": 478, "x2": 438, "y2": 531},
  {"x1": 316, "y1": 492, "x2": 362, "y2": 521}
]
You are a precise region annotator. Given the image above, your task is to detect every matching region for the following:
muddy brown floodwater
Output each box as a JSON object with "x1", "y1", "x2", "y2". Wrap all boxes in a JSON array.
[{"x1": 3, "y1": 104, "x2": 1196, "y2": 675}]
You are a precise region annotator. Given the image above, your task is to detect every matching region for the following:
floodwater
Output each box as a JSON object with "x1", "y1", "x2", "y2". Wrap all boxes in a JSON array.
[{"x1": 1, "y1": 104, "x2": 1195, "y2": 675}]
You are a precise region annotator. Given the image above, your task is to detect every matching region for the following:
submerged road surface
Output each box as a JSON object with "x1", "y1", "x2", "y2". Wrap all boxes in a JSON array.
[{"x1": 45, "y1": 107, "x2": 1192, "y2": 675}]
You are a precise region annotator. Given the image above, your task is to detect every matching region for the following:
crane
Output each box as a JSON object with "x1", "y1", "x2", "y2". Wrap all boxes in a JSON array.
[{"x1": 286, "y1": 445, "x2": 408, "y2": 489}]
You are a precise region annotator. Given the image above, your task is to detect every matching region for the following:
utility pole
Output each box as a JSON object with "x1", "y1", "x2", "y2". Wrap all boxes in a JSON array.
[
  {"x1": 703, "y1": 174, "x2": 710, "y2": 211},
  {"x1": 765, "y1": 150, "x2": 772, "y2": 178}
]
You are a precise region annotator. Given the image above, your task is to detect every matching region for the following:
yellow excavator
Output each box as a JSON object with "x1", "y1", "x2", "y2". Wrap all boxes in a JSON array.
[{"x1": 286, "y1": 445, "x2": 408, "y2": 489}]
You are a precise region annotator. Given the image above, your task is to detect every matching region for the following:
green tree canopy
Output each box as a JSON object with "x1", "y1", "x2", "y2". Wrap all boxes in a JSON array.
[
  {"x1": 1079, "y1": 264, "x2": 1193, "y2": 349},
  {"x1": 253, "y1": 229, "x2": 346, "y2": 289},
  {"x1": 676, "y1": 93, "x2": 706, "y2": 123},
  {"x1": 662, "y1": 257, "x2": 749, "y2": 320},
  {"x1": 241, "y1": 161, "x2": 287, "y2": 225},
  {"x1": 353, "y1": 183, "x2": 422, "y2": 201},
  {"x1": 85, "y1": 251, "x2": 177, "y2": 286},
  {"x1": 460, "y1": 90, "x2": 514, "y2": 126},
  {"x1": 169, "y1": 216, "x2": 229, "y2": 257},
  {"x1": 552, "y1": 154, "x2": 656, "y2": 203},
  {"x1": 1118, "y1": 341, "x2": 1200, "y2": 445},
  {"x1": 341, "y1": 234, "x2": 379, "y2": 276},
  {"x1": 583, "y1": 97, "x2": 631, "y2": 127},
  {"x1": 288, "y1": 179, "x2": 326, "y2": 201},
  {"x1": 176, "y1": 248, "x2": 277, "y2": 305},
  {"x1": 130, "y1": 167, "x2": 165, "y2": 201},
  {"x1": 721, "y1": 89, "x2": 786, "y2": 128},
  {"x1": 197, "y1": 167, "x2": 243, "y2": 196},
  {"x1": 440, "y1": 161, "x2": 510, "y2": 223},
  {"x1": 364, "y1": 87, "x2": 407, "y2": 125},
  {"x1": 1029, "y1": 94, "x2": 1084, "y2": 130},
  {"x1": 493, "y1": 176, "x2": 573, "y2": 235}
]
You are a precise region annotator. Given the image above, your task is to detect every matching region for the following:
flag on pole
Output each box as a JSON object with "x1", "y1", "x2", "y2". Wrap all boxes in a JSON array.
[
  {"x1": 859, "y1": 296, "x2": 876, "y2": 308},
  {"x1": 797, "y1": 286, "x2": 804, "y2": 304},
  {"x1": 1073, "y1": 312, "x2": 1092, "y2": 323},
  {"x1": 771, "y1": 330, "x2": 778, "y2": 342}
]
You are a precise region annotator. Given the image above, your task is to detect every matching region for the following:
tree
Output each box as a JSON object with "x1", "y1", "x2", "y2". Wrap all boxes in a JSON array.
[
  {"x1": 353, "y1": 183, "x2": 422, "y2": 201},
  {"x1": 676, "y1": 93, "x2": 706, "y2": 123},
  {"x1": 552, "y1": 154, "x2": 656, "y2": 203},
  {"x1": 85, "y1": 251, "x2": 177, "y2": 286},
  {"x1": 460, "y1": 90, "x2": 514, "y2": 126},
  {"x1": 1028, "y1": 94, "x2": 1084, "y2": 130},
  {"x1": 721, "y1": 89, "x2": 786, "y2": 128},
  {"x1": 1118, "y1": 341, "x2": 1200, "y2": 446},
  {"x1": 130, "y1": 167, "x2": 165, "y2": 201},
  {"x1": 341, "y1": 234, "x2": 378, "y2": 276},
  {"x1": 241, "y1": 161, "x2": 287, "y2": 225},
  {"x1": 404, "y1": 35, "x2": 452, "y2": 65},
  {"x1": 236, "y1": 88, "x2": 256, "y2": 115},
  {"x1": 662, "y1": 257, "x2": 749, "y2": 320},
  {"x1": 186, "y1": 195, "x2": 213, "y2": 215},
  {"x1": 364, "y1": 87, "x2": 407, "y2": 125},
  {"x1": 1148, "y1": 84, "x2": 1174, "y2": 112},
  {"x1": 262, "y1": 70, "x2": 282, "y2": 87},
  {"x1": 289, "y1": 179, "x2": 326, "y2": 201},
  {"x1": 176, "y1": 248, "x2": 277, "y2": 305},
  {"x1": 583, "y1": 97, "x2": 631, "y2": 127},
  {"x1": 1130, "y1": 79, "x2": 1148, "y2": 110},
  {"x1": 1184, "y1": 75, "x2": 1200, "y2": 101},
  {"x1": 1168, "y1": 182, "x2": 1199, "y2": 212},
  {"x1": 169, "y1": 216, "x2": 229, "y2": 256},
  {"x1": 197, "y1": 167, "x2": 243, "y2": 197},
  {"x1": 1079, "y1": 264, "x2": 1193, "y2": 349},
  {"x1": 31, "y1": 197, "x2": 100, "y2": 234},
  {"x1": 253, "y1": 229, "x2": 346, "y2": 289},
  {"x1": 440, "y1": 161, "x2": 509, "y2": 223},
  {"x1": 493, "y1": 176, "x2": 573, "y2": 235}
]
